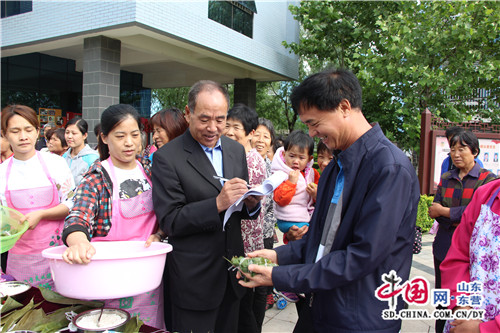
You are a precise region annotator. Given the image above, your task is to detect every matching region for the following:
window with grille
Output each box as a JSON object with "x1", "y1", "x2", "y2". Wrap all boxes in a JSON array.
[
  {"x1": 208, "y1": 1, "x2": 256, "y2": 38},
  {"x1": 1, "y1": 1, "x2": 32, "y2": 18}
]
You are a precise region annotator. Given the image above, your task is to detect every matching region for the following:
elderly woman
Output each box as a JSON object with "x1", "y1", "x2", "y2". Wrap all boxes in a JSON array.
[
  {"x1": 223, "y1": 104, "x2": 268, "y2": 333},
  {"x1": 251, "y1": 118, "x2": 279, "y2": 312},
  {"x1": 429, "y1": 130, "x2": 496, "y2": 333},
  {"x1": 441, "y1": 178, "x2": 500, "y2": 333}
]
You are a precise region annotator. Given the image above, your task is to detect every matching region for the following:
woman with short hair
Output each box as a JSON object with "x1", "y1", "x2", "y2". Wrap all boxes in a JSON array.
[
  {"x1": 149, "y1": 107, "x2": 188, "y2": 157},
  {"x1": 47, "y1": 128, "x2": 68, "y2": 156}
]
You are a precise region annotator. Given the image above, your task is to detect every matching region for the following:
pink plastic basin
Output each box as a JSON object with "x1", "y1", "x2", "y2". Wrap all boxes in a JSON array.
[{"x1": 42, "y1": 241, "x2": 172, "y2": 300}]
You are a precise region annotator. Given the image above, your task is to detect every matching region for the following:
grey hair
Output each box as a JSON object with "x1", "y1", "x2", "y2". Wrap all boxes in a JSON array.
[
  {"x1": 44, "y1": 122, "x2": 56, "y2": 129},
  {"x1": 187, "y1": 80, "x2": 229, "y2": 113}
]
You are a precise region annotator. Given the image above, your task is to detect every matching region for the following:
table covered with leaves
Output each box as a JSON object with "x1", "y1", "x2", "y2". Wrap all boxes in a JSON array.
[{"x1": 0, "y1": 286, "x2": 168, "y2": 332}]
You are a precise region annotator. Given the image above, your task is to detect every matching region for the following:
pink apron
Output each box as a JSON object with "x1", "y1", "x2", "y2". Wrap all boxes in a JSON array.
[
  {"x1": 93, "y1": 158, "x2": 165, "y2": 329},
  {"x1": 5, "y1": 151, "x2": 63, "y2": 290},
  {"x1": 444, "y1": 187, "x2": 500, "y2": 332}
]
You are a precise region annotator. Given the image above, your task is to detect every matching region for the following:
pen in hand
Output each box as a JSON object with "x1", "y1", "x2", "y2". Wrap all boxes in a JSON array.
[{"x1": 213, "y1": 175, "x2": 251, "y2": 189}]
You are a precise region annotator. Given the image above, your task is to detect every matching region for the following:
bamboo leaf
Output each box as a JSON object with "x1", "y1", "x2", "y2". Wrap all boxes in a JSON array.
[
  {"x1": 1, "y1": 298, "x2": 34, "y2": 333},
  {"x1": 0, "y1": 295, "x2": 23, "y2": 313},
  {"x1": 39, "y1": 286, "x2": 104, "y2": 308},
  {"x1": 123, "y1": 315, "x2": 144, "y2": 333},
  {"x1": 12, "y1": 308, "x2": 45, "y2": 330},
  {"x1": 36, "y1": 305, "x2": 92, "y2": 333}
]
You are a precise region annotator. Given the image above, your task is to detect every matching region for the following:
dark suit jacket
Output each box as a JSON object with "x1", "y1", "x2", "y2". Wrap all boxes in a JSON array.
[{"x1": 152, "y1": 130, "x2": 254, "y2": 311}]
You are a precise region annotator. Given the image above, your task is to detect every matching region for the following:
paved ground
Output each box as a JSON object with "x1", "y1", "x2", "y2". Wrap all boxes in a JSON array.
[{"x1": 262, "y1": 232, "x2": 437, "y2": 333}]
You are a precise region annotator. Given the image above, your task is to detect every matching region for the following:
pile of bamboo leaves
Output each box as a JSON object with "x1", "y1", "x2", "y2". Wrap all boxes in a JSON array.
[{"x1": 0, "y1": 287, "x2": 143, "y2": 332}]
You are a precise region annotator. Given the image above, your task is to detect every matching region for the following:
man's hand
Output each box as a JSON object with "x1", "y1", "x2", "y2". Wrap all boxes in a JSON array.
[
  {"x1": 306, "y1": 183, "x2": 317, "y2": 201},
  {"x1": 287, "y1": 225, "x2": 309, "y2": 241},
  {"x1": 237, "y1": 264, "x2": 274, "y2": 288},
  {"x1": 243, "y1": 195, "x2": 263, "y2": 211},
  {"x1": 216, "y1": 178, "x2": 250, "y2": 213},
  {"x1": 449, "y1": 319, "x2": 481, "y2": 333},
  {"x1": 288, "y1": 170, "x2": 300, "y2": 184},
  {"x1": 236, "y1": 250, "x2": 277, "y2": 288},
  {"x1": 246, "y1": 249, "x2": 278, "y2": 264}
]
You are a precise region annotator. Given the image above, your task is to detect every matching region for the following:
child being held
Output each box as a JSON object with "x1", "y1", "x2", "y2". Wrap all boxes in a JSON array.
[{"x1": 272, "y1": 130, "x2": 320, "y2": 234}]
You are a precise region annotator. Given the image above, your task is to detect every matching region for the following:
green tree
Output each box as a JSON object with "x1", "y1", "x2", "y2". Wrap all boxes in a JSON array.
[
  {"x1": 256, "y1": 81, "x2": 299, "y2": 133},
  {"x1": 152, "y1": 87, "x2": 190, "y2": 113},
  {"x1": 285, "y1": 1, "x2": 500, "y2": 151},
  {"x1": 153, "y1": 82, "x2": 305, "y2": 135}
]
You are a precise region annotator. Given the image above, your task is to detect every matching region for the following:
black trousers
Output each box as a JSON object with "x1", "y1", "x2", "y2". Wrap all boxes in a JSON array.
[
  {"x1": 293, "y1": 294, "x2": 314, "y2": 333},
  {"x1": 434, "y1": 256, "x2": 445, "y2": 333},
  {"x1": 1, "y1": 252, "x2": 7, "y2": 273},
  {"x1": 171, "y1": 278, "x2": 241, "y2": 333}
]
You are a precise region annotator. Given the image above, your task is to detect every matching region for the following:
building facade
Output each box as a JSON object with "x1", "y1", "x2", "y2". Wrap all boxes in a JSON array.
[{"x1": 1, "y1": 1, "x2": 299, "y2": 143}]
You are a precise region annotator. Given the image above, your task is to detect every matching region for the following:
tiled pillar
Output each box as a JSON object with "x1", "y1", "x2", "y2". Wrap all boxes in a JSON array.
[
  {"x1": 82, "y1": 36, "x2": 121, "y2": 146},
  {"x1": 234, "y1": 78, "x2": 256, "y2": 110}
]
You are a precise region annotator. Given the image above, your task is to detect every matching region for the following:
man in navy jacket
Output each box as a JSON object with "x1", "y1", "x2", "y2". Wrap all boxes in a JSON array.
[{"x1": 240, "y1": 69, "x2": 420, "y2": 332}]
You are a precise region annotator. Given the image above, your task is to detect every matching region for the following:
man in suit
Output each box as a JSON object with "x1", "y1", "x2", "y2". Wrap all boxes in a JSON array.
[{"x1": 152, "y1": 80, "x2": 261, "y2": 333}]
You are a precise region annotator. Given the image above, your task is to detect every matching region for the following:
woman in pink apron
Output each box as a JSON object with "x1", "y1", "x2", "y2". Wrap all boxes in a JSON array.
[
  {"x1": 61, "y1": 104, "x2": 166, "y2": 329},
  {"x1": 0, "y1": 105, "x2": 75, "y2": 289},
  {"x1": 441, "y1": 178, "x2": 500, "y2": 332}
]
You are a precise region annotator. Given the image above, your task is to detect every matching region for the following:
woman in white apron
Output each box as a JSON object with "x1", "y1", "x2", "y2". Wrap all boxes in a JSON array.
[
  {"x1": 441, "y1": 178, "x2": 500, "y2": 332},
  {"x1": 61, "y1": 104, "x2": 166, "y2": 329},
  {"x1": 0, "y1": 105, "x2": 75, "y2": 289}
]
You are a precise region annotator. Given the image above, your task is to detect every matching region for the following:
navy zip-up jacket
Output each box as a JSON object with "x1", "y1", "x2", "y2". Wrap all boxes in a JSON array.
[{"x1": 273, "y1": 124, "x2": 420, "y2": 333}]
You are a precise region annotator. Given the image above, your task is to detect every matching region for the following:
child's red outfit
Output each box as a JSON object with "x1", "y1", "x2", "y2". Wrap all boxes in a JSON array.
[{"x1": 274, "y1": 170, "x2": 320, "y2": 206}]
